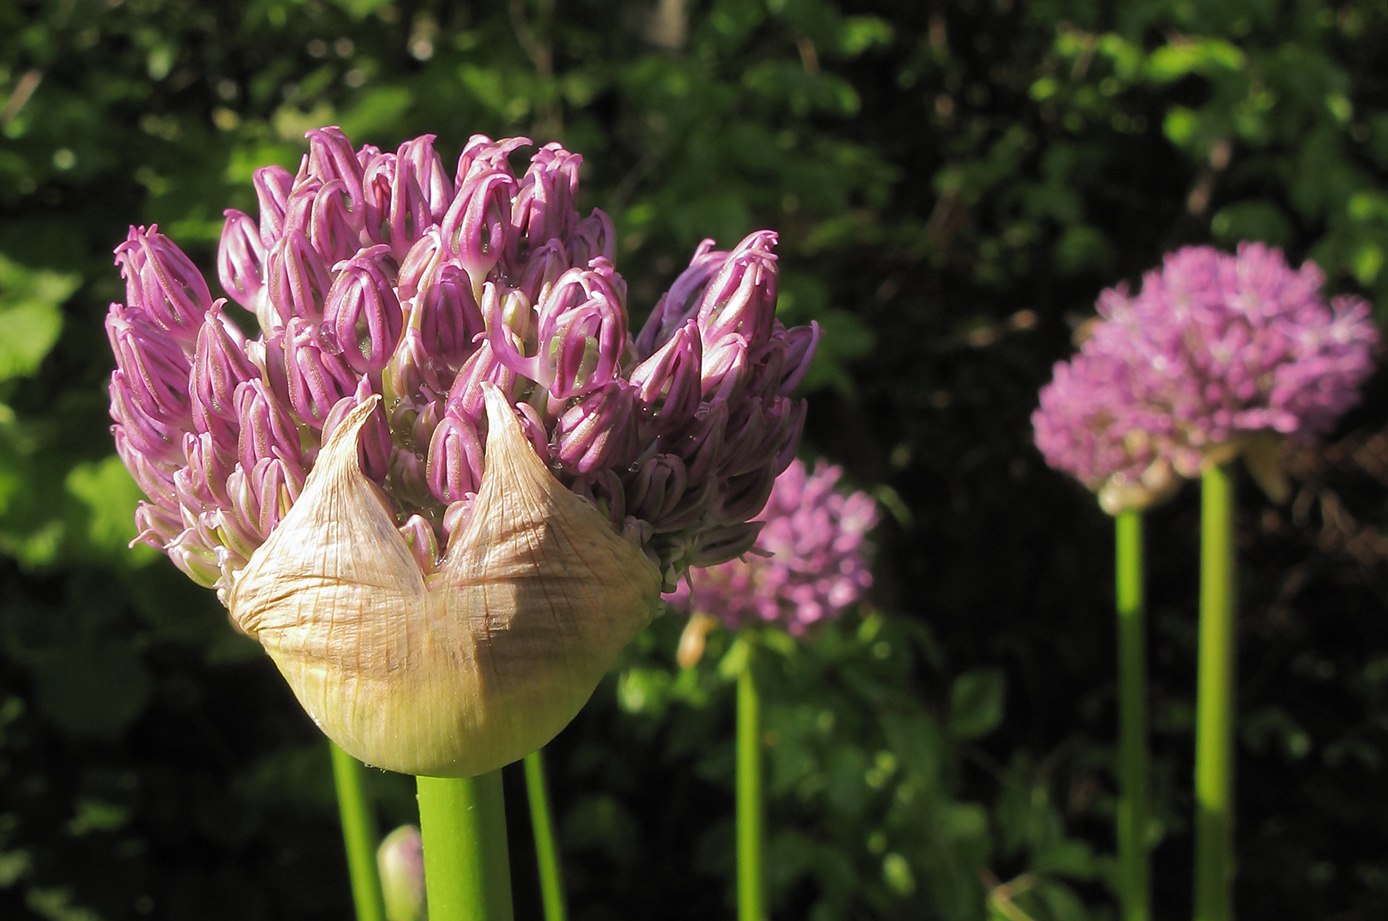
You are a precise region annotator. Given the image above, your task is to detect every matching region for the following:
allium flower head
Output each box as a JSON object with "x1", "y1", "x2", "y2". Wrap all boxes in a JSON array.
[
  {"x1": 665, "y1": 458, "x2": 878, "y2": 638},
  {"x1": 107, "y1": 127, "x2": 818, "y2": 775},
  {"x1": 1033, "y1": 242, "x2": 1377, "y2": 512}
]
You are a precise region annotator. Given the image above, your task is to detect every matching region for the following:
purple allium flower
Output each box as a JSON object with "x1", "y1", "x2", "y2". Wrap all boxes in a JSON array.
[
  {"x1": 108, "y1": 127, "x2": 819, "y2": 599},
  {"x1": 1033, "y1": 243, "x2": 1378, "y2": 512},
  {"x1": 664, "y1": 458, "x2": 878, "y2": 638}
]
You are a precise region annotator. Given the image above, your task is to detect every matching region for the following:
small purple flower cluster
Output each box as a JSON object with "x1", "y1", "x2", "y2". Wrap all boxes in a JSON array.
[
  {"x1": 1034, "y1": 243, "x2": 1377, "y2": 511},
  {"x1": 665, "y1": 459, "x2": 878, "y2": 636},
  {"x1": 108, "y1": 127, "x2": 818, "y2": 596}
]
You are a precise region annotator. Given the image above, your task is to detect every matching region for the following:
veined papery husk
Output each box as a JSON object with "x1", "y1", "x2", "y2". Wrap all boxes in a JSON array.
[{"x1": 227, "y1": 385, "x2": 661, "y2": 777}]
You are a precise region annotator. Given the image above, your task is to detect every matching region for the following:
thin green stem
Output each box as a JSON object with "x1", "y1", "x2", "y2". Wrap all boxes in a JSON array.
[
  {"x1": 524, "y1": 750, "x2": 568, "y2": 921},
  {"x1": 1194, "y1": 464, "x2": 1236, "y2": 921},
  {"x1": 330, "y1": 742, "x2": 386, "y2": 921},
  {"x1": 737, "y1": 643, "x2": 766, "y2": 921},
  {"x1": 1114, "y1": 510, "x2": 1150, "y2": 921},
  {"x1": 417, "y1": 772, "x2": 514, "y2": 921}
]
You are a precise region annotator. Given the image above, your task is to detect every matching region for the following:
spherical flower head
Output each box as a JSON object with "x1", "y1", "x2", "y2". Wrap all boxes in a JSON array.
[
  {"x1": 665, "y1": 458, "x2": 878, "y2": 638},
  {"x1": 106, "y1": 127, "x2": 819, "y2": 775},
  {"x1": 1034, "y1": 242, "x2": 1378, "y2": 512}
]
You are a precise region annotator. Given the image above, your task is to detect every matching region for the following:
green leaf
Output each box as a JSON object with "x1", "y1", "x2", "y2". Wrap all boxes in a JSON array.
[
  {"x1": 947, "y1": 668, "x2": 1006, "y2": 739},
  {"x1": 1211, "y1": 199, "x2": 1293, "y2": 249},
  {"x1": 882, "y1": 852, "x2": 916, "y2": 896},
  {"x1": 65, "y1": 455, "x2": 158, "y2": 563},
  {"x1": 1350, "y1": 240, "x2": 1385, "y2": 285},
  {"x1": 1145, "y1": 39, "x2": 1246, "y2": 83},
  {"x1": 0, "y1": 253, "x2": 78, "y2": 383},
  {"x1": 838, "y1": 16, "x2": 894, "y2": 56},
  {"x1": 1162, "y1": 106, "x2": 1200, "y2": 148},
  {"x1": 1051, "y1": 224, "x2": 1114, "y2": 276},
  {"x1": 339, "y1": 86, "x2": 416, "y2": 141}
]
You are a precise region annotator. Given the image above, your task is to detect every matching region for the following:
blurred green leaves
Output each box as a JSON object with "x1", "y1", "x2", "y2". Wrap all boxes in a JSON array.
[
  {"x1": 947, "y1": 668, "x2": 1005, "y2": 740},
  {"x1": 610, "y1": 613, "x2": 1095, "y2": 921},
  {"x1": 0, "y1": 255, "x2": 73, "y2": 385}
]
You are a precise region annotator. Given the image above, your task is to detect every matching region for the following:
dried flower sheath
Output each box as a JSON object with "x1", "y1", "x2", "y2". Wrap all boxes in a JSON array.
[{"x1": 231, "y1": 386, "x2": 660, "y2": 776}]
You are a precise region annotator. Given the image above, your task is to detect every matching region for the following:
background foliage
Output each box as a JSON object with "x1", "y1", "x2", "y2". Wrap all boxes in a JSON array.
[{"x1": 3, "y1": 0, "x2": 1388, "y2": 918}]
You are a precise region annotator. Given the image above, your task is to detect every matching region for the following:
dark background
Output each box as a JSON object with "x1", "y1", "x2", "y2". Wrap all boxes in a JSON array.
[{"x1": 3, "y1": 0, "x2": 1388, "y2": 918}]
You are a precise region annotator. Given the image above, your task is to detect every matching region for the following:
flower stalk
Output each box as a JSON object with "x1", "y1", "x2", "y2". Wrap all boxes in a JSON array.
[
  {"x1": 331, "y1": 742, "x2": 387, "y2": 921},
  {"x1": 418, "y1": 772, "x2": 513, "y2": 921},
  {"x1": 1194, "y1": 464, "x2": 1236, "y2": 921},
  {"x1": 667, "y1": 462, "x2": 877, "y2": 918},
  {"x1": 523, "y1": 750, "x2": 567, "y2": 921},
  {"x1": 1114, "y1": 511, "x2": 1149, "y2": 921},
  {"x1": 736, "y1": 642, "x2": 766, "y2": 921}
]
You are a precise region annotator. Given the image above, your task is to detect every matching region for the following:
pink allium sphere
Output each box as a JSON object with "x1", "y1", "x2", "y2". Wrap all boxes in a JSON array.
[
  {"x1": 665, "y1": 458, "x2": 878, "y2": 637},
  {"x1": 1034, "y1": 242, "x2": 1378, "y2": 511}
]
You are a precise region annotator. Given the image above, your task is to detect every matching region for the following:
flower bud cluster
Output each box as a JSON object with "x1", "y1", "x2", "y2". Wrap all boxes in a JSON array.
[
  {"x1": 1033, "y1": 243, "x2": 1377, "y2": 512},
  {"x1": 664, "y1": 459, "x2": 878, "y2": 636},
  {"x1": 109, "y1": 127, "x2": 817, "y2": 596}
]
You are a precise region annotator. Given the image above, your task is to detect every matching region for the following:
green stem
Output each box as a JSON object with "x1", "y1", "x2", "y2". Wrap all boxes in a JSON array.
[
  {"x1": 1194, "y1": 464, "x2": 1236, "y2": 921},
  {"x1": 524, "y1": 750, "x2": 568, "y2": 921},
  {"x1": 417, "y1": 772, "x2": 514, "y2": 921},
  {"x1": 330, "y1": 742, "x2": 386, "y2": 921},
  {"x1": 737, "y1": 643, "x2": 766, "y2": 921},
  {"x1": 1114, "y1": 510, "x2": 1150, "y2": 921}
]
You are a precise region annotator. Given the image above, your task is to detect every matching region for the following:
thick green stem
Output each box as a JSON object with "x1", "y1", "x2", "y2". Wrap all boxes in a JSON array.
[
  {"x1": 737, "y1": 644, "x2": 766, "y2": 921},
  {"x1": 331, "y1": 742, "x2": 386, "y2": 921},
  {"x1": 1194, "y1": 464, "x2": 1236, "y2": 921},
  {"x1": 417, "y1": 772, "x2": 514, "y2": 921},
  {"x1": 524, "y1": 750, "x2": 568, "y2": 921},
  {"x1": 1114, "y1": 510, "x2": 1150, "y2": 921}
]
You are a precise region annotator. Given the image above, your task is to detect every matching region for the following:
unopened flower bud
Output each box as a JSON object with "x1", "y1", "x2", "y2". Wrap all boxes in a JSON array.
[
  {"x1": 284, "y1": 318, "x2": 357, "y2": 426},
  {"x1": 567, "y1": 209, "x2": 616, "y2": 268},
  {"x1": 310, "y1": 178, "x2": 363, "y2": 266},
  {"x1": 115, "y1": 225, "x2": 214, "y2": 343},
  {"x1": 305, "y1": 126, "x2": 367, "y2": 214},
  {"x1": 513, "y1": 142, "x2": 581, "y2": 253},
  {"x1": 628, "y1": 320, "x2": 703, "y2": 436},
  {"x1": 453, "y1": 134, "x2": 529, "y2": 187},
  {"x1": 697, "y1": 231, "x2": 778, "y2": 351},
  {"x1": 218, "y1": 209, "x2": 267, "y2": 310},
  {"x1": 253, "y1": 165, "x2": 295, "y2": 247},
  {"x1": 413, "y1": 263, "x2": 483, "y2": 366},
  {"x1": 265, "y1": 229, "x2": 332, "y2": 329},
  {"x1": 106, "y1": 303, "x2": 192, "y2": 425},
  {"x1": 234, "y1": 379, "x2": 303, "y2": 473},
  {"x1": 399, "y1": 134, "x2": 453, "y2": 226},
  {"x1": 377, "y1": 825, "x2": 427, "y2": 921},
  {"x1": 190, "y1": 303, "x2": 257, "y2": 446},
  {"x1": 323, "y1": 246, "x2": 405, "y2": 375},
  {"x1": 426, "y1": 413, "x2": 485, "y2": 504},
  {"x1": 110, "y1": 127, "x2": 817, "y2": 773},
  {"x1": 440, "y1": 168, "x2": 516, "y2": 293},
  {"x1": 554, "y1": 381, "x2": 639, "y2": 475}
]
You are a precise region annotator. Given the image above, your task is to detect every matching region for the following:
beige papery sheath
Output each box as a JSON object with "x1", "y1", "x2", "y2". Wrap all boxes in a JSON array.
[{"x1": 228, "y1": 384, "x2": 661, "y2": 777}]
